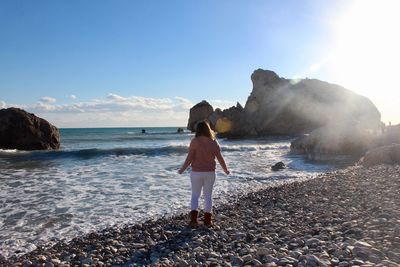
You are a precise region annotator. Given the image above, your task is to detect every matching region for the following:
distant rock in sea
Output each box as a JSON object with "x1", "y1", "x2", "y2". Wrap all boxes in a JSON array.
[{"x1": 0, "y1": 107, "x2": 60, "y2": 150}]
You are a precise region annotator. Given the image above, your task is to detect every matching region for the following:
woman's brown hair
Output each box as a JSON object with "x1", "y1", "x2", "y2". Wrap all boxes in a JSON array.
[{"x1": 195, "y1": 121, "x2": 215, "y2": 140}]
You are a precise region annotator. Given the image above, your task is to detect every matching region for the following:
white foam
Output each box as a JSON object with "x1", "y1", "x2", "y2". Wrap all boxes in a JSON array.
[{"x1": 0, "y1": 149, "x2": 18, "y2": 153}]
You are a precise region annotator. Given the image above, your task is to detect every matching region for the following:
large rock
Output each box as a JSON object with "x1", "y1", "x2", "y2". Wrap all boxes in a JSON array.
[
  {"x1": 187, "y1": 100, "x2": 213, "y2": 132},
  {"x1": 238, "y1": 69, "x2": 381, "y2": 136},
  {"x1": 375, "y1": 124, "x2": 400, "y2": 146},
  {"x1": 290, "y1": 123, "x2": 375, "y2": 159},
  {"x1": 0, "y1": 108, "x2": 60, "y2": 150},
  {"x1": 187, "y1": 69, "x2": 382, "y2": 138},
  {"x1": 359, "y1": 144, "x2": 400, "y2": 166}
]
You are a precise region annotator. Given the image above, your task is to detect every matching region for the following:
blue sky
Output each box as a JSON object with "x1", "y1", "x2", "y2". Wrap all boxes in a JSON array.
[{"x1": 1, "y1": 0, "x2": 399, "y2": 127}]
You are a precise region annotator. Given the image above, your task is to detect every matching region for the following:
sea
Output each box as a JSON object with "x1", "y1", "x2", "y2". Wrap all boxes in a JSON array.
[{"x1": 0, "y1": 127, "x2": 336, "y2": 258}]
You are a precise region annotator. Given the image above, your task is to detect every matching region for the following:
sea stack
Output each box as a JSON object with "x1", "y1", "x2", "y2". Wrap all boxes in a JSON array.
[{"x1": 0, "y1": 107, "x2": 61, "y2": 150}]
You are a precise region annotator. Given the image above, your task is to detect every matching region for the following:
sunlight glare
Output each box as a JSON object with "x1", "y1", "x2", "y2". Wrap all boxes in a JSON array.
[{"x1": 329, "y1": 0, "x2": 400, "y2": 123}]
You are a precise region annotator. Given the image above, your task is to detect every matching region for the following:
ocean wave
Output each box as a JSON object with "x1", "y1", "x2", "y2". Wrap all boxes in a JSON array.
[
  {"x1": 0, "y1": 143, "x2": 289, "y2": 162},
  {"x1": 63, "y1": 133, "x2": 192, "y2": 143},
  {"x1": 222, "y1": 144, "x2": 289, "y2": 152},
  {"x1": 0, "y1": 145, "x2": 189, "y2": 161},
  {"x1": 0, "y1": 149, "x2": 18, "y2": 153}
]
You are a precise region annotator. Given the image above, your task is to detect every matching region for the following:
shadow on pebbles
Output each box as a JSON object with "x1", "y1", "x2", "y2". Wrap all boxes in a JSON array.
[{"x1": 2, "y1": 165, "x2": 400, "y2": 267}]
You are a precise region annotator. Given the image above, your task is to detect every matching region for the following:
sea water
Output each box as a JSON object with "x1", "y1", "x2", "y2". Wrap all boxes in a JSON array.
[{"x1": 0, "y1": 127, "x2": 334, "y2": 258}]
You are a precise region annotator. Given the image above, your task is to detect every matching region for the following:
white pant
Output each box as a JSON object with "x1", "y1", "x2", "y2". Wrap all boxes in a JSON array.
[{"x1": 190, "y1": 171, "x2": 216, "y2": 213}]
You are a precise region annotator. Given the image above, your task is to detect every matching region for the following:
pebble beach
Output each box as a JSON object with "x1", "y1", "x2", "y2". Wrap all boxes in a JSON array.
[{"x1": 2, "y1": 164, "x2": 400, "y2": 267}]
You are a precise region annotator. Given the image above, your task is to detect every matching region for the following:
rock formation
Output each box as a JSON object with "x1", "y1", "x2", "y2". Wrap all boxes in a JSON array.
[
  {"x1": 0, "y1": 108, "x2": 61, "y2": 150},
  {"x1": 187, "y1": 100, "x2": 214, "y2": 132},
  {"x1": 187, "y1": 69, "x2": 382, "y2": 139},
  {"x1": 290, "y1": 124, "x2": 375, "y2": 160},
  {"x1": 187, "y1": 69, "x2": 384, "y2": 158},
  {"x1": 359, "y1": 144, "x2": 400, "y2": 166}
]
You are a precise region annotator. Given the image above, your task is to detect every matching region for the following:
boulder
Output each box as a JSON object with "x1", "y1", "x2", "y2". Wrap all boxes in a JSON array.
[
  {"x1": 271, "y1": 161, "x2": 285, "y2": 171},
  {"x1": 290, "y1": 123, "x2": 374, "y2": 159},
  {"x1": 0, "y1": 107, "x2": 60, "y2": 150},
  {"x1": 187, "y1": 100, "x2": 213, "y2": 132},
  {"x1": 236, "y1": 69, "x2": 381, "y2": 136},
  {"x1": 359, "y1": 144, "x2": 400, "y2": 166}
]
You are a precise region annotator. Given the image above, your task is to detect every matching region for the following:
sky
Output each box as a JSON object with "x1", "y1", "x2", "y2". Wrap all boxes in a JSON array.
[{"x1": 0, "y1": 0, "x2": 399, "y2": 127}]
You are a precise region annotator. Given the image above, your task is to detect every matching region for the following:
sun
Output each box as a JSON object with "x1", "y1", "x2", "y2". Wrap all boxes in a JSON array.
[{"x1": 328, "y1": 0, "x2": 400, "y2": 123}]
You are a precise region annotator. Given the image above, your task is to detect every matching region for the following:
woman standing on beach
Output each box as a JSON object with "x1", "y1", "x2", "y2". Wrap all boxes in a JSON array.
[{"x1": 178, "y1": 121, "x2": 230, "y2": 227}]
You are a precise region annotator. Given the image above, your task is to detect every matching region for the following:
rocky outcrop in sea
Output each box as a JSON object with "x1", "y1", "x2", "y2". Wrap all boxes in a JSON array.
[
  {"x1": 188, "y1": 69, "x2": 386, "y2": 158},
  {"x1": 0, "y1": 107, "x2": 60, "y2": 150},
  {"x1": 188, "y1": 69, "x2": 381, "y2": 138}
]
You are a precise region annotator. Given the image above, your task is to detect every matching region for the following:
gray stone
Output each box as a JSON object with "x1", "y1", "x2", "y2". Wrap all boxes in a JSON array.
[
  {"x1": 242, "y1": 254, "x2": 253, "y2": 263},
  {"x1": 231, "y1": 256, "x2": 244, "y2": 266},
  {"x1": 350, "y1": 259, "x2": 365, "y2": 265},
  {"x1": 305, "y1": 238, "x2": 321, "y2": 248},
  {"x1": 277, "y1": 256, "x2": 297, "y2": 266},
  {"x1": 380, "y1": 260, "x2": 400, "y2": 267}
]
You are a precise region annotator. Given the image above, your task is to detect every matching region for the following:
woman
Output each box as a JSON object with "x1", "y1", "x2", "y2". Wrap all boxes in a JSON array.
[{"x1": 178, "y1": 121, "x2": 230, "y2": 227}]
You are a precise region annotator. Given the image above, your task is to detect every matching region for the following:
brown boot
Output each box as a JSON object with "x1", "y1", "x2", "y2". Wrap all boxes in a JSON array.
[
  {"x1": 204, "y1": 212, "x2": 212, "y2": 227},
  {"x1": 188, "y1": 210, "x2": 198, "y2": 228}
]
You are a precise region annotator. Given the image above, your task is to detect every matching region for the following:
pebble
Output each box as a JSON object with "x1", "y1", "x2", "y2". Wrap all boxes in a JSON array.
[{"x1": 242, "y1": 254, "x2": 253, "y2": 263}]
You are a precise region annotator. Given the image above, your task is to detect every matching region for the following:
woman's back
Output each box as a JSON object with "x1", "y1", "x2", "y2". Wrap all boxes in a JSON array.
[{"x1": 191, "y1": 136, "x2": 219, "y2": 172}]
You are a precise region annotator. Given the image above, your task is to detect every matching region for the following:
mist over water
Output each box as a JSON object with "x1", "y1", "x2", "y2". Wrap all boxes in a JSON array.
[{"x1": 0, "y1": 127, "x2": 335, "y2": 258}]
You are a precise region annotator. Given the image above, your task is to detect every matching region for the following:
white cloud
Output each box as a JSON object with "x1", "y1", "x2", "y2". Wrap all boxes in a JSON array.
[
  {"x1": 69, "y1": 95, "x2": 77, "y2": 100},
  {"x1": 7, "y1": 94, "x2": 195, "y2": 127},
  {"x1": 209, "y1": 99, "x2": 237, "y2": 110},
  {"x1": 0, "y1": 101, "x2": 6, "y2": 109},
  {"x1": 175, "y1": 96, "x2": 193, "y2": 109},
  {"x1": 107, "y1": 93, "x2": 126, "y2": 102},
  {"x1": 105, "y1": 93, "x2": 174, "y2": 110},
  {"x1": 40, "y1": 96, "x2": 56, "y2": 103}
]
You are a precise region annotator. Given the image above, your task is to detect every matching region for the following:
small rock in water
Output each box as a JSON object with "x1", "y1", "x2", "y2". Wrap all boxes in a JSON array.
[{"x1": 271, "y1": 161, "x2": 285, "y2": 171}]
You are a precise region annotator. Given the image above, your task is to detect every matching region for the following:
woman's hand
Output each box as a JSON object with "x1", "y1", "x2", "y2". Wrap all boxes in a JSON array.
[
  {"x1": 224, "y1": 168, "x2": 230, "y2": 175},
  {"x1": 178, "y1": 169, "x2": 184, "y2": 174}
]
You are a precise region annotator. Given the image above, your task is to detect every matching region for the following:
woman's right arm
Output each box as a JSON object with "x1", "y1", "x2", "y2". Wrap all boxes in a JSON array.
[{"x1": 178, "y1": 140, "x2": 195, "y2": 174}]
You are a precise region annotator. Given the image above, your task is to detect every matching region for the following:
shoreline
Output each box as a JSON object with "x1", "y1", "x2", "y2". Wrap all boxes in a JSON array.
[{"x1": 3, "y1": 165, "x2": 400, "y2": 266}]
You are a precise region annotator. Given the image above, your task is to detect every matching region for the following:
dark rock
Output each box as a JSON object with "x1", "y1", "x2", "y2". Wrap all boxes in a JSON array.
[
  {"x1": 0, "y1": 108, "x2": 60, "y2": 150},
  {"x1": 187, "y1": 101, "x2": 214, "y2": 132},
  {"x1": 271, "y1": 161, "x2": 285, "y2": 171}
]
